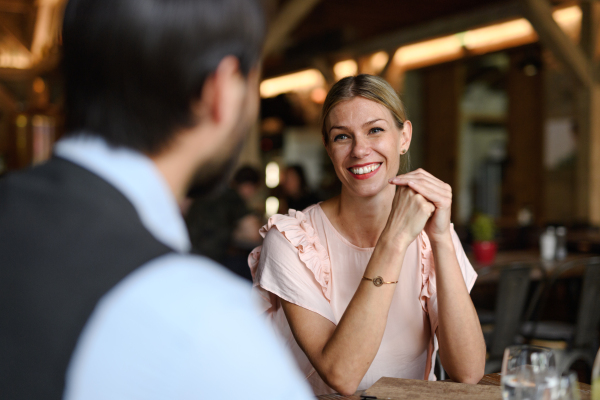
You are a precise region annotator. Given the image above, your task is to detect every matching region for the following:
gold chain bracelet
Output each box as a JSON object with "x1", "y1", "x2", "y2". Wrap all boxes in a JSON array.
[{"x1": 362, "y1": 275, "x2": 398, "y2": 287}]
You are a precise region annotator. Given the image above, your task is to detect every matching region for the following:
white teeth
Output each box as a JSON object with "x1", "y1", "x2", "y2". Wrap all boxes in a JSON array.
[{"x1": 351, "y1": 163, "x2": 380, "y2": 175}]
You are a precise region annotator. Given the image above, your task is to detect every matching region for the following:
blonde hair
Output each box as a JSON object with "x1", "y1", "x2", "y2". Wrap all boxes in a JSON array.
[{"x1": 321, "y1": 74, "x2": 410, "y2": 172}]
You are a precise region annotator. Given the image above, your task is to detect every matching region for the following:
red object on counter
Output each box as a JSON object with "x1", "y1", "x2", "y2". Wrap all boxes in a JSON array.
[{"x1": 473, "y1": 241, "x2": 497, "y2": 266}]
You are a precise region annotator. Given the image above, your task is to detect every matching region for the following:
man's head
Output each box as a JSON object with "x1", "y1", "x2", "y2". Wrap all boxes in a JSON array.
[{"x1": 62, "y1": 0, "x2": 265, "y2": 197}]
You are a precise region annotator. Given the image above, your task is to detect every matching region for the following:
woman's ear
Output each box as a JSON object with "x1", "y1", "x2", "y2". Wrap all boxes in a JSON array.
[{"x1": 399, "y1": 120, "x2": 413, "y2": 154}]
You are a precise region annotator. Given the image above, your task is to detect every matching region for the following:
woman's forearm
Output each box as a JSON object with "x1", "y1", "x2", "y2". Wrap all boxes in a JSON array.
[
  {"x1": 289, "y1": 237, "x2": 408, "y2": 395},
  {"x1": 431, "y1": 234, "x2": 485, "y2": 383}
]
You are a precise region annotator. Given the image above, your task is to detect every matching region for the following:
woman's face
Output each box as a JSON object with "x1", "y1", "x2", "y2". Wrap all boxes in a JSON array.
[{"x1": 325, "y1": 96, "x2": 412, "y2": 198}]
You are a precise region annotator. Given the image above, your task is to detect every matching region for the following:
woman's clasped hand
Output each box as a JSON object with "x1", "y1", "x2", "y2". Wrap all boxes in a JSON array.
[
  {"x1": 381, "y1": 181, "x2": 435, "y2": 250},
  {"x1": 387, "y1": 169, "x2": 453, "y2": 244}
]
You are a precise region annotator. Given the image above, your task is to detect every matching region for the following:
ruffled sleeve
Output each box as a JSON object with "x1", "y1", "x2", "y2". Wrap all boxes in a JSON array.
[
  {"x1": 248, "y1": 209, "x2": 335, "y2": 324},
  {"x1": 420, "y1": 225, "x2": 478, "y2": 380}
]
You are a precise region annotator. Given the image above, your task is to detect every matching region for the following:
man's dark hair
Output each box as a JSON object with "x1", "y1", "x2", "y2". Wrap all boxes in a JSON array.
[{"x1": 62, "y1": 0, "x2": 265, "y2": 154}]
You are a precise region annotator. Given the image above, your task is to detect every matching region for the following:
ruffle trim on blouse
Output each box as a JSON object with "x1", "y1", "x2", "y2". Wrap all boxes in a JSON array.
[
  {"x1": 248, "y1": 209, "x2": 332, "y2": 302},
  {"x1": 247, "y1": 248, "x2": 276, "y2": 315},
  {"x1": 419, "y1": 231, "x2": 437, "y2": 314}
]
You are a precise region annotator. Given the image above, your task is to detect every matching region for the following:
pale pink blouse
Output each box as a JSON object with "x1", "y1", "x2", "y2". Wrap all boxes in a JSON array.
[{"x1": 248, "y1": 204, "x2": 477, "y2": 395}]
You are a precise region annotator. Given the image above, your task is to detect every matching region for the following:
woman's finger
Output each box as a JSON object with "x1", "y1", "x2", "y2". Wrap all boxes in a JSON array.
[
  {"x1": 408, "y1": 180, "x2": 451, "y2": 208},
  {"x1": 393, "y1": 178, "x2": 451, "y2": 207},
  {"x1": 411, "y1": 168, "x2": 445, "y2": 184},
  {"x1": 391, "y1": 175, "x2": 451, "y2": 198},
  {"x1": 391, "y1": 169, "x2": 450, "y2": 192},
  {"x1": 391, "y1": 170, "x2": 446, "y2": 186}
]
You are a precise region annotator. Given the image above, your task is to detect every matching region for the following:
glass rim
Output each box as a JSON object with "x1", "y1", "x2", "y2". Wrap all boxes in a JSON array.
[
  {"x1": 504, "y1": 344, "x2": 555, "y2": 353},
  {"x1": 501, "y1": 344, "x2": 558, "y2": 378}
]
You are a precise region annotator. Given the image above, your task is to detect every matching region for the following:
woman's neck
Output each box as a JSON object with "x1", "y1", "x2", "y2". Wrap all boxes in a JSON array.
[{"x1": 322, "y1": 184, "x2": 396, "y2": 248}]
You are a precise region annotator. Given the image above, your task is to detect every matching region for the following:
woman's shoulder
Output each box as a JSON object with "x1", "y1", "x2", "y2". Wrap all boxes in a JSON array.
[
  {"x1": 251, "y1": 204, "x2": 332, "y2": 300},
  {"x1": 261, "y1": 203, "x2": 321, "y2": 237},
  {"x1": 258, "y1": 205, "x2": 326, "y2": 266},
  {"x1": 295, "y1": 202, "x2": 322, "y2": 219},
  {"x1": 260, "y1": 203, "x2": 324, "y2": 241}
]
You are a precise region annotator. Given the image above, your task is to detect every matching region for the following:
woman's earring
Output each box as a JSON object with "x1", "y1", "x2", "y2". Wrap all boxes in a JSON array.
[{"x1": 401, "y1": 149, "x2": 407, "y2": 154}]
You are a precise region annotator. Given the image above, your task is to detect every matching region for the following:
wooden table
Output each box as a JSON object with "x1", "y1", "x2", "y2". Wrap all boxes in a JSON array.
[
  {"x1": 316, "y1": 373, "x2": 592, "y2": 399},
  {"x1": 471, "y1": 250, "x2": 594, "y2": 284}
]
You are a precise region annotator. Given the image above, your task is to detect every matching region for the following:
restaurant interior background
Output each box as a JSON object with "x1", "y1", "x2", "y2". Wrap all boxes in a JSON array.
[{"x1": 1, "y1": 0, "x2": 600, "y2": 382}]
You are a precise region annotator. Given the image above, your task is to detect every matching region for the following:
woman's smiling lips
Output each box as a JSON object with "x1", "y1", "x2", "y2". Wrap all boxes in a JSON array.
[{"x1": 347, "y1": 162, "x2": 382, "y2": 180}]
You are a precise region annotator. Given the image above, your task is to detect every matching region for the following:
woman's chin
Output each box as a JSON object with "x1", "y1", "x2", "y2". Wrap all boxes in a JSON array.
[{"x1": 345, "y1": 180, "x2": 390, "y2": 198}]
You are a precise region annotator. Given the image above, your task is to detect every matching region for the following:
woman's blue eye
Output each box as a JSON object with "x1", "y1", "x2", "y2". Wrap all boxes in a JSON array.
[
  {"x1": 370, "y1": 127, "x2": 383, "y2": 134},
  {"x1": 333, "y1": 134, "x2": 349, "y2": 142}
]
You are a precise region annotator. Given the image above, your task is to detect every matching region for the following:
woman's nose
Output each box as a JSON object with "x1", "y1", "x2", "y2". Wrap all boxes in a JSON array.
[{"x1": 351, "y1": 136, "x2": 371, "y2": 158}]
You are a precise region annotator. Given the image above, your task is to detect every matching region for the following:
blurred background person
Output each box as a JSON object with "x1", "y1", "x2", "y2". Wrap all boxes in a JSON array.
[
  {"x1": 234, "y1": 165, "x2": 264, "y2": 212},
  {"x1": 280, "y1": 164, "x2": 321, "y2": 212},
  {"x1": 186, "y1": 165, "x2": 262, "y2": 281}
]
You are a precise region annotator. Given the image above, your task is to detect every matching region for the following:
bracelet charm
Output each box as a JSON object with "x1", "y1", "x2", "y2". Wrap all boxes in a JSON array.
[{"x1": 362, "y1": 275, "x2": 398, "y2": 287}]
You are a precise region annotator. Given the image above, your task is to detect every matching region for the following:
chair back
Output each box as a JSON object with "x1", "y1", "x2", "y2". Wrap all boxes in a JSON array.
[
  {"x1": 490, "y1": 263, "x2": 533, "y2": 358},
  {"x1": 574, "y1": 257, "x2": 600, "y2": 348}
]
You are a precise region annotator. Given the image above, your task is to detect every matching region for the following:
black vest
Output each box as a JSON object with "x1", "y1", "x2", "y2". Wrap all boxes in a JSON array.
[{"x1": 0, "y1": 157, "x2": 173, "y2": 400}]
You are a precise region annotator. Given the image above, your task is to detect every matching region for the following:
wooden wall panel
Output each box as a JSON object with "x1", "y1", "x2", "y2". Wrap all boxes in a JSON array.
[
  {"x1": 422, "y1": 62, "x2": 462, "y2": 221},
  {"x1": 502, "y1": 47, "x2": 544, "y2": 226}
]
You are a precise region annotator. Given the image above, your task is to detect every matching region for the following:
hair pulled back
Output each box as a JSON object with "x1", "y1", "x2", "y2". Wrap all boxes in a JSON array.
[{"x1": 320, "y1": 74, "x2": 407, "y2": 145}]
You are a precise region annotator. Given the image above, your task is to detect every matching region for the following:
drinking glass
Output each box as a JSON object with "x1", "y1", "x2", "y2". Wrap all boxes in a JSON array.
[
  {"x1": 554, "y1": 371, "x2": 580, "y2": 400},
  {"x1": 501, "y1": 345, "x2": 557, "y2": 400}
]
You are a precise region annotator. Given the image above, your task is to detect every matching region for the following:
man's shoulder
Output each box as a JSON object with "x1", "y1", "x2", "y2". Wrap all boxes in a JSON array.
[
  {"x1": 67, "y1": 253, "x2": 315, "y2": 400},
  {"x1": 72, "y1": 253, "x2": 258, "y2": 361},
  {"x1": 104, "y1": 253, "x2": 253, "y2": 317}
]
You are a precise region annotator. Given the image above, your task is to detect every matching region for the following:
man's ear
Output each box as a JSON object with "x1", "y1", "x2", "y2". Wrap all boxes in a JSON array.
[{"x1": 192, "y1": 56, "x2": 243, "y2": 127}]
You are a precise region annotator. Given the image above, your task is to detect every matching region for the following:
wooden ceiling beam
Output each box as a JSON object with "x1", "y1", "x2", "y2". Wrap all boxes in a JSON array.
[
  {"x1": 580, "y1": 1, "x2": 598, "y2": 60},
  {"x1": 0, "y1": 15, "x2": 32, "y2": 51},
  {"x1": 263, "y1": 0, "x2": 322, "y2": 56},
  {"x1": 0, "y1": 67, "x2": 34, "y2": 80},
  {"x1": 379, "y1": 52, "x2": 394, "y2": 78},
  {"x1": 580, "y1": 1, "x2": 600, "y2": 81},
  {"x1": 344, "y1": 1, "x2": 523, "y2": 57},
  {"x1": 0, "y1": 50, "x2": 59, "y2": 81},
  {"x1": 522, "y1": 0, "x2": 594, "y2": 87},
  {"x1": 0, "y1": 1, "x2": 32, "y2": 14},
  {"x1": 264, "y1": 1, "x2": 524, "y2": 77},
  {"x1": 311, "y1": 56, "x2": 335, "y2": 85}
]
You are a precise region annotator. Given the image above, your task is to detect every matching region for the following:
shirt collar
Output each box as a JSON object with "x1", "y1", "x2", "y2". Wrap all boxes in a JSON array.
[{"x1": 54, "y1": 134, "x2": 191, "y2": 253}]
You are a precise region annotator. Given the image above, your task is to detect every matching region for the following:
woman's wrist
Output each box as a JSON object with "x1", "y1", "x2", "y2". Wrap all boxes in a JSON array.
[
  {"x1": 377, "y1": 231, "x2": 412, "y2": 254},
  {"x1": 366, "y1": 236, "x2": 407, "y2": 281},
  {"x1": 429, "y1": 230, "x2": 454, "y2": 251}
]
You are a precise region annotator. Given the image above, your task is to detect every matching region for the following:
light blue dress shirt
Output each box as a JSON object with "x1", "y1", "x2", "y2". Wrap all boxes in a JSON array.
[{"x1": 56, "y1": 135, "x2": 313, "y2": 400}]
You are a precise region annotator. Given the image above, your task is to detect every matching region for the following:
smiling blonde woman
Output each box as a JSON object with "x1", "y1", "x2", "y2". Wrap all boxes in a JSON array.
[{"x1": 249, "y1": 74, "x2": 486, "y2": 396}]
